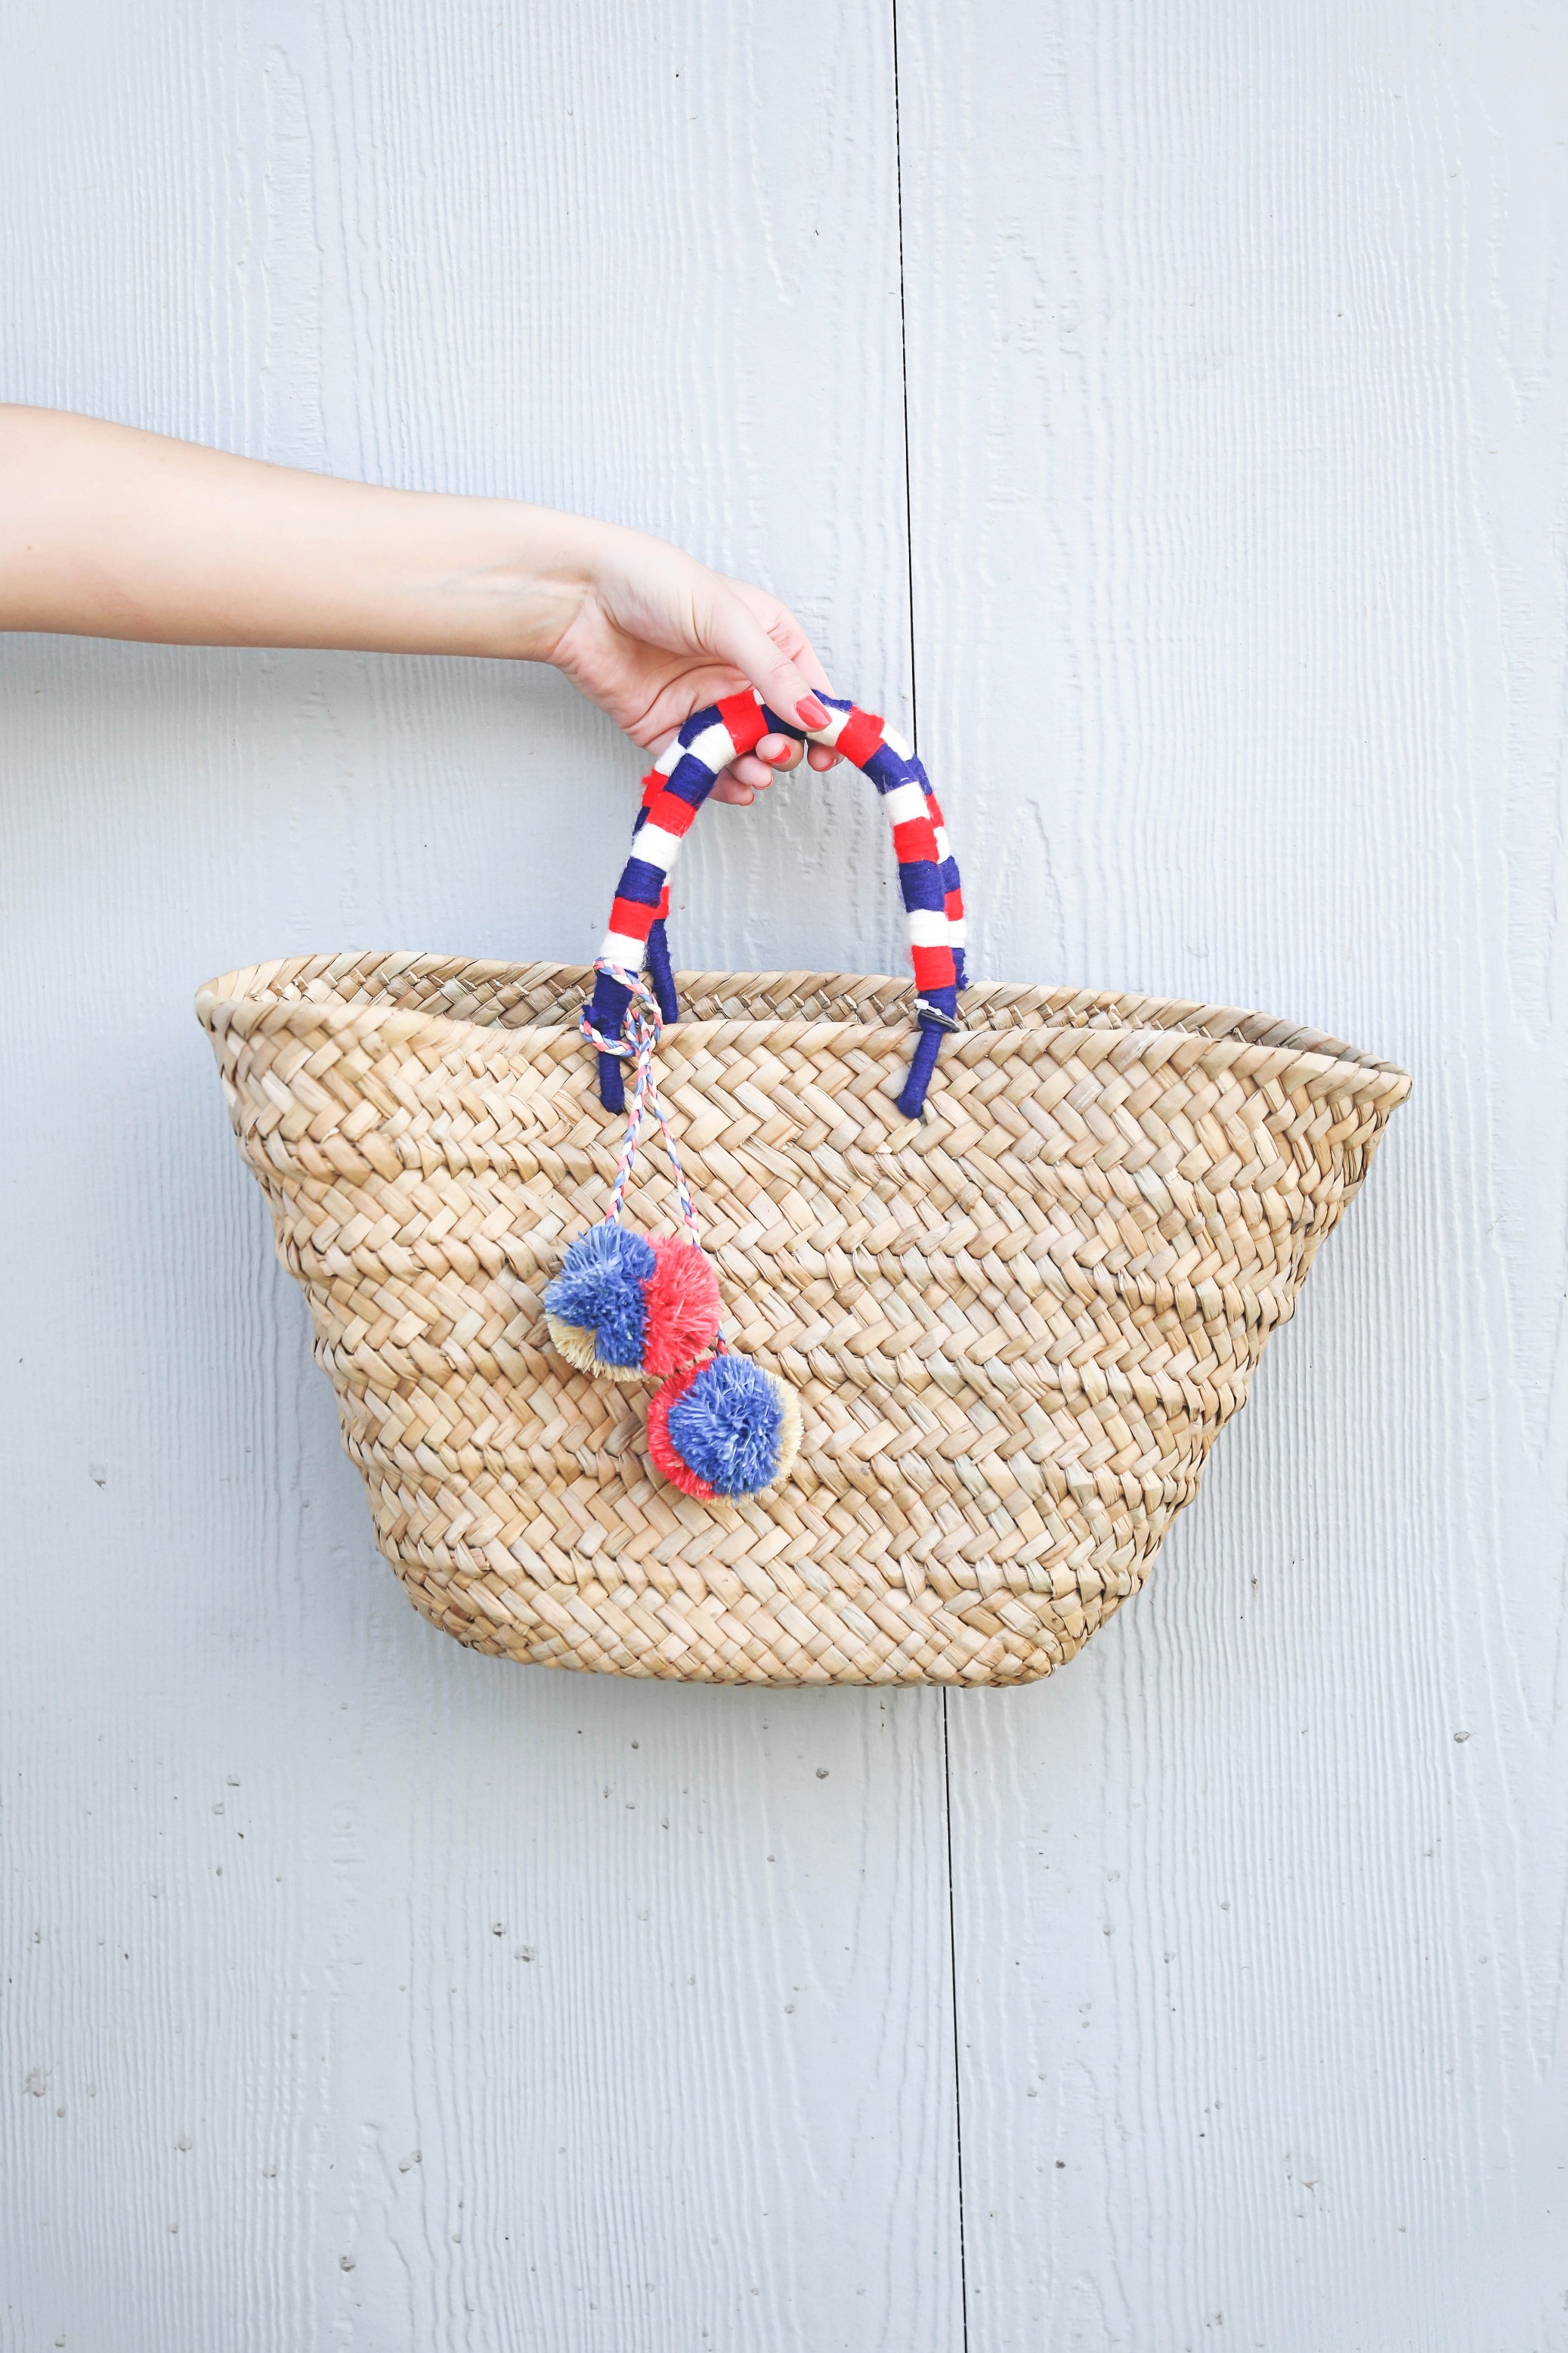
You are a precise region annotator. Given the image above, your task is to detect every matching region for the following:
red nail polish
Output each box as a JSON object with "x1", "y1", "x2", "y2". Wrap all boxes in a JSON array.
[{"x1": 796, "y1": 694, "x2": 830, "y2": 729}]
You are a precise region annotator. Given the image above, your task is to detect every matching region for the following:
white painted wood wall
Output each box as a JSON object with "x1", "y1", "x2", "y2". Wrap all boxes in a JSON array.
[{"x1": 3, "y1": 2, "x2": 1564, "y2": 2344}]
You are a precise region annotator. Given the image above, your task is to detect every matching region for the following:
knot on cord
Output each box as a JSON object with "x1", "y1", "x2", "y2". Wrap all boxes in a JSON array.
[{"x1": 580, "y1": 964, "x2": 663, "y2": 1063}]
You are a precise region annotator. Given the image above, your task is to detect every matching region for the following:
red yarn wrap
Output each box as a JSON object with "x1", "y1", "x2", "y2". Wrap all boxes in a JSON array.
[
  {"x1": 646, "y1": 1361, "x2": 717, "y2": 1500},
  {"x1": 641, "y1": 1237, "x2": 722, "y2": 1378}
]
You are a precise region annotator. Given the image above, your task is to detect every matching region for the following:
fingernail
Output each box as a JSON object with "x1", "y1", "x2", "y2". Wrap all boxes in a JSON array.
[
  {"x1": 796, "y1": 694, "x2": 830, "y2": 729},
  {"x1": 759, "y1": 734, "x2": 787, "y2": 758}
]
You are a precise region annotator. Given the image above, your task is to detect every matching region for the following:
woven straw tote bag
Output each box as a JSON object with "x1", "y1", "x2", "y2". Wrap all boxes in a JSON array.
[{"x1": 197, "y1": 691, "x2": 1410, "y2": 1686}]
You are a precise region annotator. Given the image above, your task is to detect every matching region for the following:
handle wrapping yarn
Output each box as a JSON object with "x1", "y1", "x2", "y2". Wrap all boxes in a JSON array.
[{"x1": 587, "y1": 692, "x2": 967, "y2": 1120}]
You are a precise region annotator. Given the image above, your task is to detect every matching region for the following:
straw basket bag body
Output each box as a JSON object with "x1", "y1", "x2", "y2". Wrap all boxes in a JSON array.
[{"x1": 198, "y1": 692, "x2": 1409, "y2": 1687}]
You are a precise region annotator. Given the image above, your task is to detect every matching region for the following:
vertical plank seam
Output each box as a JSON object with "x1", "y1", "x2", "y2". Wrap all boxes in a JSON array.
[
  {"x1": 890, "y1": 11, "x2": 967, "y2": 2333},
  {"x1": 889, "y1": 0, "x2": 921, "y2": 749},
  {"x1": 940, "y1": 1689, "x2": 970, "y2": 2349}
]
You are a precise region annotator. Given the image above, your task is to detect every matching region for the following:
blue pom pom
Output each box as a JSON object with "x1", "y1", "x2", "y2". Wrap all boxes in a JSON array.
[
  {"x1": 666, "y1": 1353, "x2": 784, "y2": 1498},
  {"x1": 543, "y1": 1224, "x2": 655, "y2": 1368}
]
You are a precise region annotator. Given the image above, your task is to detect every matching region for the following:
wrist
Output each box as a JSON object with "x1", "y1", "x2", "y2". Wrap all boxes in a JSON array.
[{"x1": 426, "y1": 500, "x2": 600, "y2": 664}]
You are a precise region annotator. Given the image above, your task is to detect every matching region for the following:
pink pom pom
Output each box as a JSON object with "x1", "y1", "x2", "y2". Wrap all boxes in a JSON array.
[
  {"x1": 640, "y1": 1237, "x2": 722, "y2": 1379},
  {"x1": 647, "y1": 1361, "x2": 717, "y2": 1500}
]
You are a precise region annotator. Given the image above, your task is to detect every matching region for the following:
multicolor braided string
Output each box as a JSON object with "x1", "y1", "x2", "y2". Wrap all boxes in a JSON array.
[
  {"x1": 580, "y1": 964, "x2": 701, "y2": 1242},
  {"x1": 587, "y1": 690, "x2": 966, "y2": 1121}
]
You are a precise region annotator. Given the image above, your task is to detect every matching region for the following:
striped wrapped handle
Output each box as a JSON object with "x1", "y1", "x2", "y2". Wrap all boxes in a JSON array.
[{"x1": 589, "y1": 692, "x2": 967, "y2": 1120}]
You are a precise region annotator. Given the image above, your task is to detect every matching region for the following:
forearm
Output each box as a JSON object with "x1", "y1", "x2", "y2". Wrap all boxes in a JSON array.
[
  {"x1": 0, "y1": 404, "x2": 836, "y2": 795},
  {"x1": 0, "y1": 406, "x2": 596, "y2": 658}
]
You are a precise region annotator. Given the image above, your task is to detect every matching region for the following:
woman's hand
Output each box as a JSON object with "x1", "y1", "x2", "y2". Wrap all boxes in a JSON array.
[
  {"x1": 0, "y1": 406, "x2": 840, "y2": 804},
  {"x1": 544, "y1": 525, "x2": 840, "y2": 803}
]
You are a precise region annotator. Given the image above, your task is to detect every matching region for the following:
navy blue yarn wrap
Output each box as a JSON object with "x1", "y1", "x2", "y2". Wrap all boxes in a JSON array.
[
  {"x1": 587, "y1": 697, "x2": 965, "y2": 1120},
  {"x1": 590, "y1": 971, "x2": 633, "y2": 1113},
  {"x1": 644, "y1": 917, "x2": 679, "y2": 1025},
  {"x1": 900, "y1": 1012, "x2": 951, "y2": 1121}
]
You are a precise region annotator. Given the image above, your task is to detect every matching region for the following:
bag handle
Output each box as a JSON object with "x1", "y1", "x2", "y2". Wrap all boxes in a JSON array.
[{"x1": 586, "y1": 692, "x2": 968, "y2": 1121}]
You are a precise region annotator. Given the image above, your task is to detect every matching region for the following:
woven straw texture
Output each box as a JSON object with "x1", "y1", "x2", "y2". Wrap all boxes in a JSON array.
[{"x1": 196, "y1": 955, "x2": 1410, "y2": 1686}]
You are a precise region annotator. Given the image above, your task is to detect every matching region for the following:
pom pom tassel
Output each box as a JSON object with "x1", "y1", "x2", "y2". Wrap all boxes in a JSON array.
[
  {"x1": 543, "y1": 980, "x2": 799, "y2": 1499},
  {"x1": 543, "y1": 1224, "x2": 720, "y2": 1383},
  {"x1": 648, "y1": 1352, "x2": 803, "y2": 1501}
]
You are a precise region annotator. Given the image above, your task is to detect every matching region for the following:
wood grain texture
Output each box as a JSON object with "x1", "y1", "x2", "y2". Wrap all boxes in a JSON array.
[
  {"x1": 2, "y1": 0, "x2": 1563, "y2": 2345},
  {"x1": 0, "y1": 4, "x2": 959, "y2": 2347},
  {"x1": 899, "y1": 0, "x2": 1568, "y2": 2343}
]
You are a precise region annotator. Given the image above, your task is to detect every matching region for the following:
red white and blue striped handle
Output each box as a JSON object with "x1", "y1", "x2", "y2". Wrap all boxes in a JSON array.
[{"x1": 588, "y1": 691, "x2": 967, "y2": 1120}]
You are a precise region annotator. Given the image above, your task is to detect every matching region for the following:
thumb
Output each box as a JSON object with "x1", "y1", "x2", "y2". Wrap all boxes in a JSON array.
[{"x1": 703, "y1": 585, "x2": 830, "y2": 734}]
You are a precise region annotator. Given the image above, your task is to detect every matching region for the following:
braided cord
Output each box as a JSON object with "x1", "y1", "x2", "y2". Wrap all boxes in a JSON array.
[{"x1": 580, "y1": 962, "x2": 701, "y2": 1242}]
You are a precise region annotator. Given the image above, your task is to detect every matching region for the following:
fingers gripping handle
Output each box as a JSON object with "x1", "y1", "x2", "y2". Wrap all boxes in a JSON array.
[{"x1": 588, "y1": 692, "x2": 968, "y2": 1122}]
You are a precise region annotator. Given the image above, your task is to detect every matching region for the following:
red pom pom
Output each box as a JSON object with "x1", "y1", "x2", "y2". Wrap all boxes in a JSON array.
[
  {"x1": 646, "y1": 1361, "x2": 717, "y2": 1500},
  {"x1": 640, "y1": 1236, "x2": 722, "y2": 1378}
]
